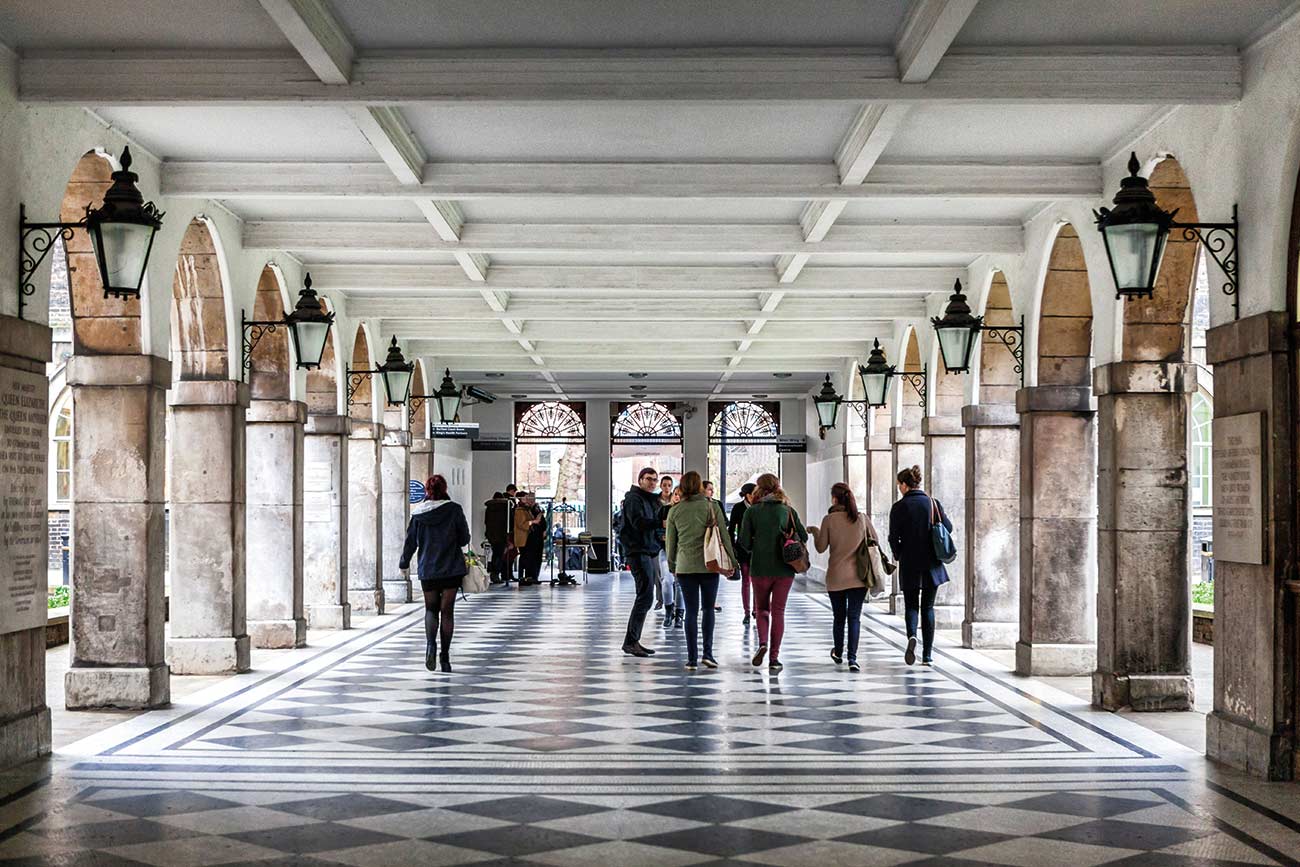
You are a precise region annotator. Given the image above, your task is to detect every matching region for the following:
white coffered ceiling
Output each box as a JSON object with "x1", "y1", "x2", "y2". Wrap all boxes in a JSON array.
[{"x1": 2, "y1": 0, "x2": 1292, "y2": 400}]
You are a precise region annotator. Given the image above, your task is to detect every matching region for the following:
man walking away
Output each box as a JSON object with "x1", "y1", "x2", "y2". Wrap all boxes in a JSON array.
[
  {"x1": 619, "y1": 467, "x2": 662, "y2": 658},
  {"x1": 484, "y1": 491, "x2": 511, "y2": 584},
  {"x1": 729, "y1": 482, "x2": 757, "y2": 625}
]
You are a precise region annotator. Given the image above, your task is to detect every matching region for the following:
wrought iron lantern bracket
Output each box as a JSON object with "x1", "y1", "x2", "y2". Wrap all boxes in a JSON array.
[
  {"x1": 899, "y1": 366, "x2": 928, "y2": 410},
  {"x1": 18, "y1": 204, "x2": 79, "y2": 321},
  {"x1": 979, "y1": 316, "x2": 1025, "y2": 387},
  {"x1": 408, "y1": 395, "x2": 427, "y2": 416},
  {"x1": 1171, "y1": 205, "x2": 1239, "y2": 320},
  {"x1": 346, "y1": 368, "x2": 377, "y2": 409},
  {"x1": 240, "y1": 309, "x2": 286, "y2": 381}
]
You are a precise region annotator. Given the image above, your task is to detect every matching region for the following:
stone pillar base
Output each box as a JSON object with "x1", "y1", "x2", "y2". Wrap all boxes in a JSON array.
[
  {"x1": 932, "y1": 604, "x2": 963, "y2": 630},
  {"x1": 168, "y1": 636, "x2": 251, "y2": 675},
  {"x1": 66, "y1": 664, "x2": 170, "y2": 710},
  {"x1": 1015, "y1": 641, "x2": 1096, "y2": 676},
  {"x1": 249, "y1": 618, "x2": 307, "y2": 649},
  {"x1": 308, "y1": 603, "x2": 352, "y2": 630},
  {"x1": 1093, "y1": 670, "x2": 1193, "y2": 712},
  {"x1": 382, "y1": 577, "x2": 413, "y2": 605},
  {"x1": 349, "y1": 589, "x2": 385, "y2": 615},
  {"x1": 1206, "y1": 711, "x2": 1293, "y2": 781},
  {"x1": 0, "y1": 707, "x2": 52, "y2": 769},
  {"x1": 962, "y1": 620, "x2": 1017, "y2": 649},
  {"x1": 889, "y1": 593, "x2": 904, "y2": 616}
]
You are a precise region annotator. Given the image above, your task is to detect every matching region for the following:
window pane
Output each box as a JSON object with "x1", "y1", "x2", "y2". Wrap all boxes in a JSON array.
[{"x1": 56, "y1": 471, "x2": 70, "y2": 502}]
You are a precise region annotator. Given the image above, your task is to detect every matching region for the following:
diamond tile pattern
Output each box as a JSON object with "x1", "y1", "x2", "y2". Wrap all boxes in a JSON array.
[{"x1": 0, "y1": 574, "x2": 1288, "y2": 866}]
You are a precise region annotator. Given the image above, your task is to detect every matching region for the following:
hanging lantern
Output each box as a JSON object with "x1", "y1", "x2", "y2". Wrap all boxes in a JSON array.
[
  {"x1": 377, "y1": 336, "x2": 414, "y2": 405},
  {"x1": 930, "y1": 279, "x2": 983, "y2": 374},
  {"x1": 813, "y1": 374, "x2": 842, "y2": 432},
  {"x1": 83, "y1": 147, "x2": 165, "y2": 300},
  {"x1": 858, "y1": 339, "x2": 895, "y2": 407},
  {"x1": 1095, "y1": 152, "x2": 1175, "y2": 300},
  {"x1": 284, "y1": 273, "x2": 335, "y2": 369},
  {"x1": 435, "y1": 368, "x2": 462, "y2": 423}
]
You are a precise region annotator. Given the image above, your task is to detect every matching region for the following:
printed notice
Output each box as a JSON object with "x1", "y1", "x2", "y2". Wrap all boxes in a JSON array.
[
  {"x1": 0, "y1": 367, "x2": 49, "y2": 635},
  {"x1": 303, "y1": 461, "x2": 337, "y2": 523},
  {"x1": 1212, "y1": 412, "x2": 1266, "y2": 565}
]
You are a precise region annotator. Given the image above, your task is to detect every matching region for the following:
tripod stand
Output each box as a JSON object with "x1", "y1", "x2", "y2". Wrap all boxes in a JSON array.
[{"x1": 550, "y1": 498, "x2": 581, "y2": 586}]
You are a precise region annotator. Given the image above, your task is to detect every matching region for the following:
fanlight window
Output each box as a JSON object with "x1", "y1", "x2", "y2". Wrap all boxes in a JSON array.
[
  {"x1": 515, "y1": 401, "x2": 586, "y2": 444},
  {"x1": 612, "y1": 402, "x2": 682, "y2": 445},
  {"x1": 708, "y1": 401, "x2": 779, "y2": 445}
]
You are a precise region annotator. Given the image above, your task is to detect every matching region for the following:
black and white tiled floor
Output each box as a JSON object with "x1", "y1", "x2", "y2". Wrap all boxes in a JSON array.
[{"x1": 2, "y1": 573, "x2": 1298, "y2": 866}]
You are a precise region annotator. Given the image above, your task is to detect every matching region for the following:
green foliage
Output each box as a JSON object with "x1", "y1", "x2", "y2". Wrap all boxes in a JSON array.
[
  {"x1": 48, "y1": 585, "x2": 70, "y2": 609},
  {"x1": 1192, "y1": 581, "x2": 1214, "y2": 607}
]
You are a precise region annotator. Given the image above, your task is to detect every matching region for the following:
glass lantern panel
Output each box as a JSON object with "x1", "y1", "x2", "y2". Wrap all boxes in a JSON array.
[
  {"x1": 937, "y1": 326, "x2": 975, "y2": 372},
  {"x1": 293, "y1": 321, "x2": 331, "y2": 368},
  {"x1": 382, "y1": 368, "x2": 413, "y2": 405},
  {"x1": 92, "y1": 222, "x2": 154, "y2": 292},
  {"x1": 1105, "y1": 222, "x2": 1162, "y2": 293}
]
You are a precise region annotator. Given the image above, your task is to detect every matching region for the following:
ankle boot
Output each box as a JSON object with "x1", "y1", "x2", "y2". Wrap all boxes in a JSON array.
[
  {"x1": 424, "y1": 610, "x2": 438, "y2": 671},
  {"x1": 439, "y1": 650, "x2": 452, "y2": 673}
]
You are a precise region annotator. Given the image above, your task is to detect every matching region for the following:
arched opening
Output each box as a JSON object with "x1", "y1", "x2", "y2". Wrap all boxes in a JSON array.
[
  {"x1": 170, "y1": 219, "x2": 229, "y2": 380},
  {"x1": 302, "y1": 313, "x2": 350, "y2": 630},
  {"x1": 249, "y1": 267, "x2": 291, "y2": 400},
  {"x1": 346, "y1": 325, "x2": 384, "y2": 613},
  {"x1": 515, "y1": 400, "x2": 588, "y2": 514},
  {"x1": 408, "y1": 363, "x2": 427, "y2": 437},
  {"x1": 611, "y1": 401, "x2": 684, "y2": 530},
  {"x1": 305, "y1": 310, "x2": 339, "y2": 416},
  {"x1": 962, "y1": 272, "x2": 1021, "y2": 649},
  {"x1": 1016, "y1": 223, "x2": 1098, "y2": 678},
  {"x1": 349, "y1": 326, "x2": 373, "y2": 423},
  {"x1": 707, "y1": 400, "x2": 780, "y2": 506},
  {"x1": 1094, "y1": 157, "x2": 1200, "y2": 712}
]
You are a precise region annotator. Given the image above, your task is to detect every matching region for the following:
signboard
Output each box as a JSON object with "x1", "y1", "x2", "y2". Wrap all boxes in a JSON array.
[
  {"x1": 0, "y1": 366, "x2": 48, "y2": 634},
  {"x1": 1212, "y1": 411, "x2": 1266, "y2": 565},
  {"x1": 431, "y1": 422, "x2": 480, "y2": 439},
  {"x1": 472, "y1": 433, "x2": 512, "y2": 452},
  {"x1": 776, "y1": 434, "x2": 807, "y2": 454},
  {"x1": 408, "y1": 480, "x2": 426, "y2": 503}
]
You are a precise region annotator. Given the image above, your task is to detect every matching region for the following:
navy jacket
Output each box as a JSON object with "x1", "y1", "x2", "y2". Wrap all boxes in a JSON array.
[
  {"x1": 618, "y1": 486, "x2": 662, "y2": 556},
  {"x1": 400, "y1": 499, "x2": 471, "y2": 582},
  {"x1": 887, "y1": 488, "x2": 952, "y2": 592}
]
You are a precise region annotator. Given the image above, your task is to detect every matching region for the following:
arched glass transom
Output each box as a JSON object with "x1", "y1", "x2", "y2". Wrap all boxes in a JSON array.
[
  {"x1": 708, "y1": 401, "x2": 780, "y2": 445},
  {"x1": 516, "y1": 401, "x2": 586, "y2": 444},
  {"x1": 612, "y1": 402, "x2": 682, "y2": 445}
]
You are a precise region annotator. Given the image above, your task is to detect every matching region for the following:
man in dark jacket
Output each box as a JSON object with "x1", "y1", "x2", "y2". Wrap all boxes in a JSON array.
[
  {"x1": 728, "y1": 482, "x2": 756, "y2": 624},
  {"x1": 483, "y1": 492, "x2": 512, "y2": 584},
  {"x1": 619, "y1": 467, "x2": 662, "y2": 658}
]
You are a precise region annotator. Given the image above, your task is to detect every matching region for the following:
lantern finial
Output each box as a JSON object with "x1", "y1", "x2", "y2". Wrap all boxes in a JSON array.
[{"x1": 1127, "y1": 151, "x2": 1140, "y2": 177}]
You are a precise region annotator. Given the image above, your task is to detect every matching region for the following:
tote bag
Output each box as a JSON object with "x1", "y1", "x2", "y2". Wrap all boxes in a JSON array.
[
  {"x1": 781, "y1": 508, "x2": 810, "y2": 574},
  {"x1": 704, "y1": 506, "x2": 734, "y2": 576},
  {"x1": 930, "y1": 497, "x2": 958, "y2": 565},
  {"x1": 462, "y1": 553, "x2": 490, "y2": 594},
  {"x1": 853, "y1": 519, "x2": 887, "y2": 596}
]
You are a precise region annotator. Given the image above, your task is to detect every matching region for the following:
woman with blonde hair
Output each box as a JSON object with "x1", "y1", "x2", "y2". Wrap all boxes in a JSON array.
[
  {"x1": 808, "y1": 482, "x2": 881, "y2": 673},
  {"x1": 737, "y1": 472, "x2": 807, "y2": 674},
  {"x1": 665, "y1": 471, "x2": 737, "y2": 670}
]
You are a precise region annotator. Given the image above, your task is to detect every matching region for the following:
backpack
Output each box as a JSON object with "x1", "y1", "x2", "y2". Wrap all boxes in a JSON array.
[{"x1": 930, "y1": 497, "x2": 957, "y2": 564}]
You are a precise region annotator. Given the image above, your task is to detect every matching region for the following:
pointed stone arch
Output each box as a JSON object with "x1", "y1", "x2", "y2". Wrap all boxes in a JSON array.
[
  {"x1": 349, "y1": 325, "x2": 373, "y2": 422},
  {"x1": 979, "y1": 273, "x2": 1019, "y2": 406},
  {"x1": 249, "y1": 267, "x2": 292, "y2": 400},
  {"x1": 169, "y1": 219, "x2": 229, "y2": 380},
  {"x1": 1038, "y1": 225, "x2": 1094, "y2": 386},
  {"x1": 409, "y1": 363, "x2": 427, "y2": 435}
]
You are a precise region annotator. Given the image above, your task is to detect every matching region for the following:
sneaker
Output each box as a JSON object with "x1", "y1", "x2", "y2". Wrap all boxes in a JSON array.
[
  {"x1": 768, "y1": 660, "x2": 784, "y2": 674},
  {"x1": 751, "y1": 645, "x2": 768, "y2": 667},
  {"x1": 701, "y1": 656, "x2": 718, "y2": 669},
  {"x1": 830, "y1": 649, "x2": 843, "y2": 665},
  {"x1": 636, "y1": 643, "x2": 656, "y2": 656},
  {"x1": 622, "y1": 644, "x2": 651, "y2": 658},
  {"x1": 904, "y1": 636, "x2": 917, "y2": 666},
  {"x1": 921, "y1": 659, "x2": 933, "y2": 667},
  {"x1": 685, "y1": 662, "x2": 698, "y2": 672},
  {"x1": 674, "y1": 614, "x2": 684, "y2": 628},
  {"x1": 848, "y1": 661, "x2": 861, "y2": 673}
]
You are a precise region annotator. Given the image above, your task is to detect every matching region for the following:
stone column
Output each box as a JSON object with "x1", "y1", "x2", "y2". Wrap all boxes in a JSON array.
[
  {"x1": 410, "y1": 436, "x2": 432, "y2": 489},
  {"x1": 1016, "y1": 385, "x2": 1097, "y2": 676},
  {"x1": 961, "y1": 404, "x2": 1020, "y2": 648},
  {"x1": 348, "y1": 421, "x2": 384, "y2": 614},
  {"x1": 65, "y1": 354, "x2": 170, "y2": 710},
  {"x1": 381, "y1": 425, "x2": 412, "y2": 604},
  {"x1": 924, "y1": 415, "x2": 966, "y2": 629},
  {"x1": 889, "y1": 421, "x2": 923, "y2": 614},
  {"x1": 866, "y1": 427, "x2": 895, "y2": 608},
  {"x1": 1203, "y1": 313, "x2": 1294, "y2": 779},
  {"x1": 245, "y1": 399, "x2": 307, "y2": 648},
  {"x1": 303, "y1": 414, "x2": 350, "y2": 629},
  {"x1": 0, "y1": 315, "x2": 53, "y2": 765},
  {"x1": 1093, "y1": 361, "x2": 1196, "y2": 712},
  {"x1": 167, "y1": 380, "x2": 251, "y2": 673}
]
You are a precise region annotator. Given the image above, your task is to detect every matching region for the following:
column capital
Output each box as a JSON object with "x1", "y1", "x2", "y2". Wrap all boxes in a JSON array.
[
  {"x1": 922, "y1": 415, "x2": 963, "y2": 437},
  {"x1": 246, "y1": 398, "x2": 308, "y2": 424},
  {"x1": 1206, "y1": 310, "x2": 1288, "y2": 364},
  {"x1": 1092, "y1": 361, "x2": 1197, "y2": 396},
  {"x1": 411, "y1": 436, "x2": 432, "y2": 454},
  {"x1": 383, "y1": 429, "x2": 412, "y2": 447},
  {"x1": 867, "y1": 434, "x2": 892, "y2": 452},
  {"x1": 305, "y1": 413, "x2": 352, "y2": 436},
  {"x1": 1016, "y1": 385, "x2": 1096, "y2": 414},
  {"x1": 961, "y1": 403, "x2": 1019, "y2": 428},
  {"x1": 349, "y1": 420, "x2": 384, "y2": 440},
  {"x1": 890, "y1": 425, "x2": 923, "y2": 446},
  {"x1": 0, "y1": 313, "x2": 51, "y2": 370},
  {"x1": 67, "y1": 354, "x2": 171, "y2": 388},
  {"x1": 169, "y1": 379, "x2": 249, "y2": 408}
]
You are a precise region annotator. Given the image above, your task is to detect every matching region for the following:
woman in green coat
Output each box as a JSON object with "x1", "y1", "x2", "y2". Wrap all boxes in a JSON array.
[
  {"x1": 737, "y1": 472, "x2": 807, "y2": 674},
  {"x1": 665, "y1": 470, "x2": 737, "y2": 671}
]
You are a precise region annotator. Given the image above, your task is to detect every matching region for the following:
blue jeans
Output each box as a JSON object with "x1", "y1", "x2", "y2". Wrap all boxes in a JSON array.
[
  {"x1": 677, "y1": 573, "x2": 719, "y2": 664},
  {"x1": 903, "y1": 583, "x2": 938, "y2": 661},
  {"x1": 828, "y1": 586, "x2": 867, "y2": 662}
]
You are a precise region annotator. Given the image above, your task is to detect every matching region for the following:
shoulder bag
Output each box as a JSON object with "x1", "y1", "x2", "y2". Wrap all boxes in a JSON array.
[
  {"x1": 853, "y1": 517, "x2": 887, "y2": 595},
  {"x1": 781, "y1": 507, "x2": 810, "y2": 574},
  {"x1": 462, "y1": 551, "x2": 490, "y2": 594},
  {"x1": 704, "y1": 504, "x2": 735, "y2": 577},
  {"x1": 930, "y1": 497, "x2": 958, "y2": 564}
]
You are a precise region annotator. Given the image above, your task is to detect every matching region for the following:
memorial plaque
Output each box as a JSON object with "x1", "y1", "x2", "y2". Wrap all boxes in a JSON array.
[
  {"x1": 0, "y1": 366, "x2": 48, "y2": 634},
  {"x1": 1212, "y1": 411, "x2": 1266, "y2": 565},
  {"x1": 303, "y1": 461, "x2": 337, "y2": 523}
]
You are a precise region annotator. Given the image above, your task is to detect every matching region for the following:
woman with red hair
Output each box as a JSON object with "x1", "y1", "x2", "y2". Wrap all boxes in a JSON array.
[{"x1": 400, "y1": 474, "x2": 471, "y2": 672}]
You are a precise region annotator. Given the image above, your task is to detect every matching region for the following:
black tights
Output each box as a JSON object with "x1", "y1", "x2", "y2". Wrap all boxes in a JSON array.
[{"x1": 423, "y1": 589, "x2": 458, "y2": 654}]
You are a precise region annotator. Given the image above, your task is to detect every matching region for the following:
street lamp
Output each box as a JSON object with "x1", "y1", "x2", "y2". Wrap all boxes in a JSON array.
[
  {"x1": 1096, "y1": 151, "x2": 1240, "y2": 318},
  {"x1": 813, "y1": 374, "x2": 842, "y2": 436},
  {"x1": 346, "y1": 336, "x2": 414, "y2": 409},
  {"x1": 434, "y1": 368, "x2": 463, "y2": 423},
  {"x1": 930, "y1": 279, "x2": 982, "y2": 374},
  {"x1": 241, "y1": 273, "x2": 336, "y2": 377},
  {"x1": 857, "y1": 339, "x2": 895, "y2": 407},
  {"x1": 18, "y1": 147, "x2": 165, "y2": 319}
]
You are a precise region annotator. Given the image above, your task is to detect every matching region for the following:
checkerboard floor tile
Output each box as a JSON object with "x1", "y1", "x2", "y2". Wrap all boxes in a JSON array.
[{"x1": 2, "y1": 573, "x2": 1296, "y2": 866}]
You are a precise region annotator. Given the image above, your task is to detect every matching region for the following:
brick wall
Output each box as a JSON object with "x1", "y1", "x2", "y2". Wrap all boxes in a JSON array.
[{"x1": 46, "y1": 510, "x2": 70, "y2": 581}]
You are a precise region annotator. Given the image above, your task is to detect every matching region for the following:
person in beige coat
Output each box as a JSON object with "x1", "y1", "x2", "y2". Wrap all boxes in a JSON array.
[{"x1": 808, "y1": 483, "x2": 880, "y2": 672}]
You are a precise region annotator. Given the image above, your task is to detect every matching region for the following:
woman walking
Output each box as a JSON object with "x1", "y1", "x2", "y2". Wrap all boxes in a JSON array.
[
  {"x1": 808, "y1": 483, "x2": 878, "y2": 673},
  {"x1": 399, "y1": 474, "x2": 471, "y2": 673},
  {"x1": 887, "y1": 465, "x2": 952, "y2": 666},
  {"x1": 738, "y1": 473, "x2": 807, "y2": 674},
  {"x1": 658, "y1": 486, "x2": 686, "y2": 628},
  {"x1": 665, "y1": 471, "x2": 737, "y2": 671}
]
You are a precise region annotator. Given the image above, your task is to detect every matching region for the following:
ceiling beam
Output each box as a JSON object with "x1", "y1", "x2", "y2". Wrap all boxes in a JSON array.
[
  {"x1": 895, "y1": 0, "x2": 980, "y2": 83},
  {"x1": 407, "y1": 354, "x2": 855, "y2": 373},
  {"x1": 364, "y1": 299, "x2": 924, "y2": 321},
  {"x1": 255, "y1": 0, "x2": 353, "y2": 84},
  {"x1": 310, "y1": 264, "x2": 963, "y2": 295},
  {"x1": 243, "y1": 220, "x2": 1022, "y2": 255},
  {"x1": 18, "y1": 47, "x2": 1242, "y2": 104},
  {"x1": 161, "y1": 159, "x2": 1101, "y2": 200},
  {"x1": 380, "y1": 319, "x2": 887, "y2": 343}
]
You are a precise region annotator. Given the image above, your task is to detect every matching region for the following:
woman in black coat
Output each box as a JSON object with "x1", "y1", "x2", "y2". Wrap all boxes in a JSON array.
[
  {"x1": 400, "y1": 474, "x2": 470, "y2": 673},
  {"x1": 887, "y1": 465, "x2": 952, "y2": 666}
]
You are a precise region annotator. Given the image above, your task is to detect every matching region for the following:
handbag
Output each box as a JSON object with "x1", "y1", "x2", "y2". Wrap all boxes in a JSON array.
[
  {"x1": 781, "y1": 507, "x2": 810, "y2": 574},
  {"x1": 462, "y1": 554, "x2": 490, "y2": 594},
  {"x1": 704, "y1": 505, "x2": 734, "y2": 576},
  {"x1": 853, "y1": 518, "x2": 887, "y2": 596},
  {"x1": 930, "y1": 497, "x2": 958, "y2": 564}
]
